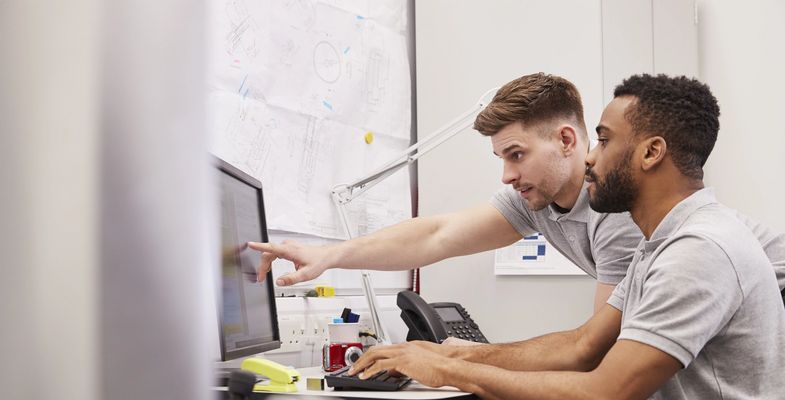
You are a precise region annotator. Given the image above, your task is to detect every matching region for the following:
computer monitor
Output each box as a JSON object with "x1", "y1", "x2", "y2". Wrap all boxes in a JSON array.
[{"x1": 216, "y1": 158, "x2": 281, "y2": 361}]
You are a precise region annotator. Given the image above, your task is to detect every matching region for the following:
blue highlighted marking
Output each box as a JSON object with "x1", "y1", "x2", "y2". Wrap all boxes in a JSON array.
[
  {"x1": 323, "y1": 100, "x2": 333, "y2": 110},
  {"x1": 537, "y1": 245, "x2": 546, "y2": 256},
  {"x1": 523, "y1": 234, "x2": 539, "y2": 240},
  {"x1": 344, "y1": 46, "x2": 351, "y2": 54},
  {"x1": 522, "y1": 255, "x2": 539, "y2": 261},
  {"x1": 238, "y1": 74, "x2": 248, "y2": 93}
]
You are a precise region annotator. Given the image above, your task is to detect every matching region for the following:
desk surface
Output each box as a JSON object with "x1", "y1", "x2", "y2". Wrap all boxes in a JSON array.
[{"x1": 215, "y1": 366, "x2": 478, "y2": 400}]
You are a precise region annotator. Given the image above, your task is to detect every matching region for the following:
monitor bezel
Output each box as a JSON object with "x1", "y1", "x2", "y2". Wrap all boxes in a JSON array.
[{"x1": 215, "y1": 157, "x2": 282, "y2": 361}]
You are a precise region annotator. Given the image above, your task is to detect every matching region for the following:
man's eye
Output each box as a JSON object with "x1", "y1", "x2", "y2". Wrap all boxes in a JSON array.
[
  {"x1": 598, "y1": 138, "x2": 609, "y2": 147},
  {"x1": 510, "y1": 152, "x2": 524, "y2": 161}
]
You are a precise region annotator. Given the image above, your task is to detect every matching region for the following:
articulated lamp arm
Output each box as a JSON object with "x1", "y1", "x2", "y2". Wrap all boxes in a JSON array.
[
  {"x1": 329, "y1": 87, "x2": 498, "y2": 344},
  {"x1": 331, "y1": 87, "x2": 499, "y2": 207}
]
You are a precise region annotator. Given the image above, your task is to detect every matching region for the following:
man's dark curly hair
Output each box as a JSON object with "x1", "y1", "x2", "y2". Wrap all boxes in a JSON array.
[{"x1": 614, "y1": 74, "x2": 720, "y2": 180}]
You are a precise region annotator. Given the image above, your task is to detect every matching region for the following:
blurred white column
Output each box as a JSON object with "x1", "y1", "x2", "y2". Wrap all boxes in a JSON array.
[
  {"x1": 0, "y1": 0, "x2": 212, "y2": 399},
  {"x1": 100, "y1": 0, "x2": 212, "y2": 399}
]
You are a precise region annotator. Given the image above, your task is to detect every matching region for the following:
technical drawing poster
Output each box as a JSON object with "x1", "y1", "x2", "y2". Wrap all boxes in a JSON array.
[
  {"x1": 494, "y1": 233, "x2": 586, "y2": 276},
  {"x1": 208, "y1": 0, "x2": 412, "y2": 240}
]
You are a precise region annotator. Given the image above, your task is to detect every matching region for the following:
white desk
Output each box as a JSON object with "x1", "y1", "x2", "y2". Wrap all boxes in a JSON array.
[{"x1": 215, "y1": 366, "x2": 478, "y2": 400}]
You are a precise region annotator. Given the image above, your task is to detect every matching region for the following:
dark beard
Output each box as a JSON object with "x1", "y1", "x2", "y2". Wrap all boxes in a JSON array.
[{"x1": 587, "y1": 151, "x2": 637, "y2": 213}]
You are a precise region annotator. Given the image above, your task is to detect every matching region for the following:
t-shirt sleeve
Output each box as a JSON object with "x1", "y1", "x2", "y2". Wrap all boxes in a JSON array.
[
  {"x1": 489, "y1": 186, "x2": 538, "y2": 237},
  {"x1": 617, "y1": 235, "x2": 744, "y2": 368},
  {"x1": 591, "y1": 212, "x2": 643, "y2": 285}
]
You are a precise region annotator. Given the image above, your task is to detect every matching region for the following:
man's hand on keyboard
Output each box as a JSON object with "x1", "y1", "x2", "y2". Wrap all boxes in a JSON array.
[{"x1": 347, "y1": 342, "x2": 460, "y2": 388}]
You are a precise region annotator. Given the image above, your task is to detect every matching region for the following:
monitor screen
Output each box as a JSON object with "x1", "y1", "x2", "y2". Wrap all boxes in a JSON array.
[{"x1": 217, "y1": 159, "x2": 281, "y2": 361}]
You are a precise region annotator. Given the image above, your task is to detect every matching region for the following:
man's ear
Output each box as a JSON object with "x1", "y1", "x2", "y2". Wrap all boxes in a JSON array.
[
  {"x1": 557, "y1": 125, "x2": 579, "y2": 156},
  {"x1": 640, "y1": 136, "x2": 667, "y2": 171}
]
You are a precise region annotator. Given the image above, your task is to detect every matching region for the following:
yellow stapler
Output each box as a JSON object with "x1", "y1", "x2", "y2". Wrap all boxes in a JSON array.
[{"x1": 240, "y1": 358, "x2": 301, "y2": 393}]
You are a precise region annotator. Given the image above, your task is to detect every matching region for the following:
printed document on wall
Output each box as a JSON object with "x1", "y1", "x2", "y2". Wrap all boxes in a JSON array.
[
  {"x1": 208, "y1": 0, "x2": 412, "y2": 240},
  {"x1": 494, "y1": 233, "x2": 586, "y2": 276}
]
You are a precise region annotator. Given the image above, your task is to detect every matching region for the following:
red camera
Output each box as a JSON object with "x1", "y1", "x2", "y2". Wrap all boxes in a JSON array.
[{"x1": 322, "y1": 342, "x2": 363, "y2": 372}]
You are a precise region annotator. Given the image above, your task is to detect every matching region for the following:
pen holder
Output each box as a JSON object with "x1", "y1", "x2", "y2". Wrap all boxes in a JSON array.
[{"x1": 328, "y1": 322, "x2": 360, "y2": 343}]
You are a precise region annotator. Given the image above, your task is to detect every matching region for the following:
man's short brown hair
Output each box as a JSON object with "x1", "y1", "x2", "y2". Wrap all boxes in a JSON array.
[{"x1": 474, "y1": 73, "x2": 586, "y2": 136}]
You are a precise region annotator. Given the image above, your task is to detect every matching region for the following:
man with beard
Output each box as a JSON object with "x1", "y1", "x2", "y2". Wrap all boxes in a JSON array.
[{"x1": 347, "y1": 74, "x2": 785, "y2": 399}]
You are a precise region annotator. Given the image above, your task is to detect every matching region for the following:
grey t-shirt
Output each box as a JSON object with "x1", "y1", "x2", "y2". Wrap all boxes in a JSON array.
[
  {"x1": 491, "y1": 183, "x2": 644, "y2": 284},
  {"x1": 607, "y1": 188, "x2": 785, "y2": 399}
]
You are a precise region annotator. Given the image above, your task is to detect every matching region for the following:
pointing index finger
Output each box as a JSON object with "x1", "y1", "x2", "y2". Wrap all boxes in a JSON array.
[{"x1": 246, "y1": 241, "x2": 273, "y2": 252}]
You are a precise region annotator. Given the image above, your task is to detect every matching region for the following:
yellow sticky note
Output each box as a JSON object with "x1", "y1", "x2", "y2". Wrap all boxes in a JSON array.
[
  {"x1": 314, "y1": 285, "x2": 335, "y2": 297},
  {"x1": 364, "y1": 132, "x2": 374, "y2": 144}
]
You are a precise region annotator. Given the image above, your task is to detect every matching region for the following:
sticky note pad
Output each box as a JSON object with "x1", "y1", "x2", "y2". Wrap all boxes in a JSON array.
[{"x1": 306, "y1": 377, "x2": 325, "y2": 391}]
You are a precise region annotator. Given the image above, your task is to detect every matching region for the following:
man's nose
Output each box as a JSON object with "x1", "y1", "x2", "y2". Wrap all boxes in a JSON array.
[
  {"x1": 585, "y1": 146, "x2": 597, "y2": 169},
  {"x1": 501, "y1": 162, "x2": 518, "y2": 185}
]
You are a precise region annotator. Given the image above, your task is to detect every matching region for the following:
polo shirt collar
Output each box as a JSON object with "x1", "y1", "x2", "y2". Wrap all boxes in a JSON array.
[
  {"x1": 547, "y1": 182, "x2": 591, "y2": 223},
  {"x1": 643, "y1": 187, "x2": 717, "y2": 252}
]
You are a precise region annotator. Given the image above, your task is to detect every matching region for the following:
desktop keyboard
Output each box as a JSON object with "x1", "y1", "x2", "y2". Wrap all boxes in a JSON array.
[{"x1": 325, "y1": 365, "x2": 411, "y2": 391}]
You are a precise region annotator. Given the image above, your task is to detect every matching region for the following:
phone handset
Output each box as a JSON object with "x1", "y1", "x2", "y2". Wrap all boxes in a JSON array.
[{"x1": 397, "y1": 290, "x2": 449, "y2": 343}]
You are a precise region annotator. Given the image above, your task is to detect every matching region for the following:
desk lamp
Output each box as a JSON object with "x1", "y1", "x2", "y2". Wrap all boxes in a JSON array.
[{"x1": 330, "y1": 87, "x2": 499, "y2": 344}]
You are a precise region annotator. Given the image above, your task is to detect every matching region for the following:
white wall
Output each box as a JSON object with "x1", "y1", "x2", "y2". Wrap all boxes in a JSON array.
[
  {"x1": 698, "y1": 0, "x2": 785, "y2": 232},
  {"x1": 602, "y1": 0, "x2": 699, "y2": 103},
  {"x1": 415, "y1": 0, "x2": 699, "y2": 342}
]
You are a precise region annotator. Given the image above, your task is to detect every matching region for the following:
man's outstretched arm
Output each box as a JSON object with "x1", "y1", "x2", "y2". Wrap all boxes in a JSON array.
[{"x1": 248, "y1": 203, "x2": 522, "y2": 285}]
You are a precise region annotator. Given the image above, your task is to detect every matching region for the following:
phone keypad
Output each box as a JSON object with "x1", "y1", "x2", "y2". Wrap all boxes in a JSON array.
[{"x1": 444, "y1": 312, "x2": 488, "y2": 343}]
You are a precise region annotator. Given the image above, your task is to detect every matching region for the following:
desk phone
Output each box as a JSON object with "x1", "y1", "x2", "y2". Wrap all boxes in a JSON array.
[{"x1": 397, "y1": 290, "x2": 488, "y2": 344}]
